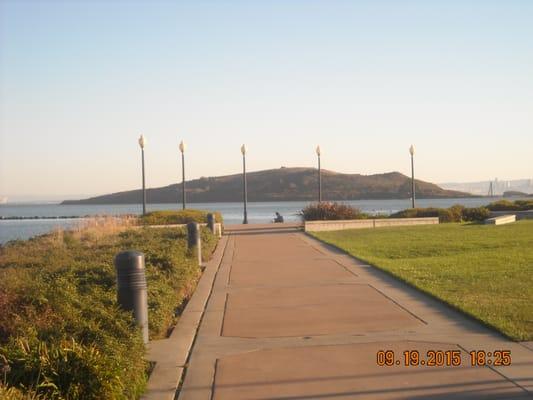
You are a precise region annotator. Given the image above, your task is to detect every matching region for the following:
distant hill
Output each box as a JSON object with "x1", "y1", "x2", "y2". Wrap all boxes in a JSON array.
[
  {"x1": 61, "y1": 167, "x2": 470, "y2": 205},
  {"x1": 503, "y1": 191, "x2": 533, "y2": 198}
]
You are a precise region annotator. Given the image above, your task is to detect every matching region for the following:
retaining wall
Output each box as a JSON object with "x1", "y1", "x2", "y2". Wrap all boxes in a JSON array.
[{"x1": 304, "y1": 217, "x2": 439, "y2": 232}]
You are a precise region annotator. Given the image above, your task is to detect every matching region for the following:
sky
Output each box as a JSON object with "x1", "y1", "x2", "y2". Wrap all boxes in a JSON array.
[{"x1": 1, "y1": 0, "x2": 532, "y2": 201}]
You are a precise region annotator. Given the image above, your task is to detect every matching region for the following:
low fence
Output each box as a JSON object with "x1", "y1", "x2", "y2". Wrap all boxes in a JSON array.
[{"x1": 304, "y1": 217, "x2": 439, "y2": 232}]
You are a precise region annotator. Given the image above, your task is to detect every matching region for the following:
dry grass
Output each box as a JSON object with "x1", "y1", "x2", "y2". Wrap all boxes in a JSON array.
[{"x1": 48, "y1": 216, "x2": 137, "y2": 247}]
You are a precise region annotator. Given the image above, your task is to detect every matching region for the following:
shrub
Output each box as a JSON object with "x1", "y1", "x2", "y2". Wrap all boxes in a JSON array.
[
  {"x1": 3, "y1": 338, "x2": 126, "y2": 399},
  {"x1": 391, "y1": 206, "x2": 491, "y2": 223},
  {"x1": 462, "y1": 207, "x2": 490, "y2": 222},
  {"x1": 486, "y1": 200, "x2": 520, "y2": 211},
  {"x1": 448, "y1": 204, "x2": 465, "y2": 222},
  {"x1": 139, "y1": 209, "x2": 223, "y2": 225},
  {"x1": 515, "y1": 199, "x2": 533, "y2": 210},
  {"x1": 486, "y1": 199, "x2": 533, "y2": 211},
  {"x1": 390, "y1": 207, "x2": 461, "y2": 223},
  {"x1": 0, "y1": 223, "x2": 219, "y2": 399},
  {"x1": 302, "y1": 202, "x2": 368, "y2": 221},
  {"x1": 0, "y1": 383, "x2": 42, "y2": 400}
]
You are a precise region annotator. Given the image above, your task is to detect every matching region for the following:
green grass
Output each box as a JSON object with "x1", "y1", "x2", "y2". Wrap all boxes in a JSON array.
[
  {"x1": 0, "y1": 221, "x2": 219, "y2": 399},
  {"x1": 311, "y1": 220, "x2": 533, "y2": 341},
  {"x1": 139, "y1": 209, "x2": 223, "y2": 225}
]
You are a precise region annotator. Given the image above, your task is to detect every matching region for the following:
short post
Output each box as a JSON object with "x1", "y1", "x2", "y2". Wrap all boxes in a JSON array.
[
  {"x1": 187, "y1": 222, "x2": 202, "y2": 266},
  {"x1": 207, "y1": 213, "x2": 216, "y2": 234},
  {"x1": 114, "y1": 251, "x2": 149, "y2": 344}
]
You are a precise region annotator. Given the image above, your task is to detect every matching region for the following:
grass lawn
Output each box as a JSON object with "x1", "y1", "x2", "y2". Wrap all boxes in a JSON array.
[{"x1": 311, "y1": 220, "x2": 533, "y2": 341}]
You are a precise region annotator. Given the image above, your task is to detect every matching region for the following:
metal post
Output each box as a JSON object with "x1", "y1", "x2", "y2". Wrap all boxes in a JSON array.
[
  {"x1": 411, "y1": 154, "x2": 416, "y2": 208},
  {"x1": 242, "y1": 154, "x2": 248, "y2": 224},
  {"x1": 115, "y1": 251, "x2": 149, "y2": 344},
  {"x1": 141, "y1": 148, "x2": 146, "y2": 215},
  {"x1": 181, "y1": 152, "x2": 186, "y2": 210},
  {"x1": 207, "y1": 213, "x2": 216, "y2": 234},
  {"x1": 187, "y1": 222, "x2": 202, "y2": 266},
  {"x1": 318, "y1": 154, "x2": 322, "y2": 203}
]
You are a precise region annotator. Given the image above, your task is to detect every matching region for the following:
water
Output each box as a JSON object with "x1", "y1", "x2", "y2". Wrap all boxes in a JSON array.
[{"x1": 0, "y1": 197, "x2": 503, "y2": 244}]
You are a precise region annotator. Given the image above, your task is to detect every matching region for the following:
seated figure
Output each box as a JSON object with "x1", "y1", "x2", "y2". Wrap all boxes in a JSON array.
[{"x1": 273, "y1": 212, "x2": 284, "y2": 223}]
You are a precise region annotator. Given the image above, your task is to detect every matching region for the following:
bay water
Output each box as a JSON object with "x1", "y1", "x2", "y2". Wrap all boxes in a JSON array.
[{"x1": 0, "y1": 197, "x2": 501, "y2": 244}]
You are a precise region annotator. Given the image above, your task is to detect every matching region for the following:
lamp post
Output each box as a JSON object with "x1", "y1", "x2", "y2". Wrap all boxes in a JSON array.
[
  {"x1": 316, "y1": 145, "x2": 322, "y2": 202},
  {"x1": 179, "y1": 140, "x2": 186, "y2": 210},
  {"x1": 241, "y1": 144, "x2": 248, "y2": 224},
  {"x1": 409, "y1": 144, "x2": 415, "y2": 208},
  {"x1": 138, "y1": 134, "x2": 147, "y2": 215}
]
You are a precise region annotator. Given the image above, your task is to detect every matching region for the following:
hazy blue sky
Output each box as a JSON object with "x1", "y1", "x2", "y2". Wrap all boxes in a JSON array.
[{"x1": 1, "y1": 0, "x2": 532, "y2": 200}]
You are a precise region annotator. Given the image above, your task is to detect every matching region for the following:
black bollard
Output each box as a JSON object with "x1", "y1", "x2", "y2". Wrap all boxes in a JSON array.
[
  {"x1": 207, "y1": 213, "x2": 216, "y2": 234},
  {"x1": 187, "y1": 222, "x2": 202, "y2": 266},
  {"x1": 114, "y1": 251, "x2": 149, "y2": 344}
]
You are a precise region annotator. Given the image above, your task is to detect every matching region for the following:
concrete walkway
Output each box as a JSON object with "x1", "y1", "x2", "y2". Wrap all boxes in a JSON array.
[{"x1": 178, "y1": 225, "x2": 533, "y2": 400}]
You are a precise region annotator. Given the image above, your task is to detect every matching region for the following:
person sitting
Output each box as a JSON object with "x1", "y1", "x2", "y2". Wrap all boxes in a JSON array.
[{"x1": 273, "y1": 212, "x2": 284, "y2": 223}]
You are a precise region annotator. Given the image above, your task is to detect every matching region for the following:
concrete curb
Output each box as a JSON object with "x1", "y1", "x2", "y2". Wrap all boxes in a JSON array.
[{"x1": 141, "y1": 235, "x2": 229, "y2": 400}]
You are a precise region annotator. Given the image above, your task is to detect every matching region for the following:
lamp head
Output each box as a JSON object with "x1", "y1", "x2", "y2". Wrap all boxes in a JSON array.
[
  {"x1": 138, "y1": 134, "x2": 146, "y2": 149},
  {"x1": 316, "y1": 145, "x2": 321, "y2": 156},
  {"x1": 241, "y1": 144, "x2": 247, "y2": 155},
  {"x1": 409, "y1": 144, "x2": 415, "y2": 156},
  {"x1": 179, "y1": 140, "x2": 186, "y2": 153}
]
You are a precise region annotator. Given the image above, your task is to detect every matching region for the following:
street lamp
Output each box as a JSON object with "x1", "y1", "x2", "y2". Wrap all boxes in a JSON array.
[
  {"x1": 179, "y1": 140, "x2": 186, "y2": 210},
  {"x1": 241, "y1": 144, "x2": 248, "y2": 224},
  {"x1": 316, "y1": 145, "x2": 322, "y2": 202},
  {"x1": 138, "y1": 134, "x2": 147, "y2": 215},
  {"x1": 409, "y1": 144, "x2": 415, "y2": 208}
]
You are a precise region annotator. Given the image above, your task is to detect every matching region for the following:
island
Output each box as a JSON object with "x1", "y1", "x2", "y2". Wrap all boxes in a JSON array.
[{"x1": 62, "y1": 167, "x2": 470, "y2": 204}]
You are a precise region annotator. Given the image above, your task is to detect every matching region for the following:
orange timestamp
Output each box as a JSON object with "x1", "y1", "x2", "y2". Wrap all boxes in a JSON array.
[{"x1": 376, "y1": 349, "x2": 512, "y2": 367}]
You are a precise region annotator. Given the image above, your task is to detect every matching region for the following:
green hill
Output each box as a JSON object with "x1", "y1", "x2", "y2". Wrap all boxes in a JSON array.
[{"x1": 61, "y1": 167, "x2": 470, "y2": 204}]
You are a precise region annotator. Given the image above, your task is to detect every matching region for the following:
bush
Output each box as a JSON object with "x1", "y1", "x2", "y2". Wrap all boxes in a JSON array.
[
  {"x1": 139, "y1": 209, "x2": 223, "y2": 225},
  {"x1": 462, "y1": 207, "x2": 490, "y2": 222},
  {"x1": 390, "y1": 207, "x2": 451, "y2": 221},
  {"x1": 0, "y1": 223, "x2": 219, "y2": 399},
  {"x1": 3, "y1": 338, "x2": 125, "y2": 399},
  {"x1": 302, "y1": 202, "x2": 368, "y2": 221},
  {"x1": 448, "y1": 204, "x2": 465, "y2": 222},
  {"x1": 486, "y1": 199, "x2": 533, "y2": 211},
  {"x1": 486, "y1": 200, "x2": 519, "y2": 211},
  {"x1": 391, "y1": 206, "x2": 490, "y2": 223},
  {"x1": 0, "y1": 383, "x2": 42, "y2": 400}
]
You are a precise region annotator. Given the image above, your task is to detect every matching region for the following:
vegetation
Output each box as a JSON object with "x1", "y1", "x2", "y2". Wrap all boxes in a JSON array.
[
  {"x1": 390, "y1": 205, "x2": 490, "y2": 223},
  {"x1": 486, "y1": 199, "x2": 533, "y2": 211},
  {"x1": 311, "y1": 221, "x2": 533, "y2": 341},
  {"x1": 303, "y1": 203, "x2": 491, "y2": 223},
  {"x1": 302, "y1": 202, "x2": 368, "y2": 221},
  {"x1": 0, "y1": 383, "x2": 42, "y2": 400},
  {"x1": 0, "y1": 216, "x2": 218, "y2": 399},
  {"x1": 139, "y1": 209, "x2": 223, "y2": 225}
]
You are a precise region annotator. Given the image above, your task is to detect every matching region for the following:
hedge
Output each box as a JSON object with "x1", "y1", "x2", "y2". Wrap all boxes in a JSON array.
[{"x1": 139, "y1": 209, "x2": 223, "y2": 226}]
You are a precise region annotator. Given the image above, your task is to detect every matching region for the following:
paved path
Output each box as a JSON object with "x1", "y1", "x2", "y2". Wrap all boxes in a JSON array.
[{"x1": 178, "y1": 225, "x2": 533, "y2": 400}]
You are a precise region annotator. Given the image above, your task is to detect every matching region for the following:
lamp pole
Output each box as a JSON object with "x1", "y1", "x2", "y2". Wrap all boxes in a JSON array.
[
  {"x1": 316, "y1": 145, "x2": 322, "y2": 202},
  {"x1": 138, "y1": 134, "x2": 147, "y2": 215},
  {"x1": 179, "y1": 140, "x2": 186, "y2": 210},
  {"x1": 409, "y1": 144, "x2": 415, "y2": 208},
  {"x1": 241, "y1": 144, "x2": 248, "y2": 224}
]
